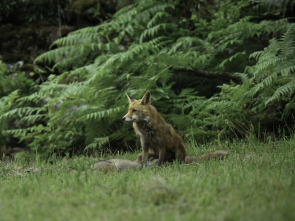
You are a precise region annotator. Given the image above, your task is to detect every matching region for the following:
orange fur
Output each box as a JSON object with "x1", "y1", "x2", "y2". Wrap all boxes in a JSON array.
[{"x1": 123, "y1": 91, "x2": 186, "y2": 166}]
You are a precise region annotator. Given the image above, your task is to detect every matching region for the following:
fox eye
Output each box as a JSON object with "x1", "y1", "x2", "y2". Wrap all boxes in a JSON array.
[{"x1": 132, "y1": 109, "x2": 136, "y2": 112}]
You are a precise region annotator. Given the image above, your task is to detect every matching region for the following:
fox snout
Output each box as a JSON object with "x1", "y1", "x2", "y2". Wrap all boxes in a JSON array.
[
  {"x1": 122, "y1": 117, "x2": 129, "y2": 121},
  {"x1": 122, "y1": 115, "x2": 134, "y2": 123}
]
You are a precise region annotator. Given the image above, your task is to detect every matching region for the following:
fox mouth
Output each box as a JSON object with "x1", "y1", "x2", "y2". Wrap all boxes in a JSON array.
[
  {"x1": 122, "y1": 117, "x2": 134, "y2": 124},
  {"x1": 123, "y1": 120, "x2": 133, "y2": 124}
]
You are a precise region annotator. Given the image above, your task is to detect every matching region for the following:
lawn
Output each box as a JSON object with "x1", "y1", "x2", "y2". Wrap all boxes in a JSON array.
[{"x1": 1, "y1": 138, "x2": 295, "y2": 221}]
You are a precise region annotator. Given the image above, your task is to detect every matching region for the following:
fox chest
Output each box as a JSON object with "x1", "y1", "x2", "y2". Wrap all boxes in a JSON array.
[{"x1": 133, "y1": 122, "x2": 160, "y2": 150}]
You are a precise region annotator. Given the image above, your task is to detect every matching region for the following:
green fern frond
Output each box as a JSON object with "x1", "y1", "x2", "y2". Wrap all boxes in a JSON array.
[
  {"x1": 34, "y1": 46, "x2": 73, "y2": 66},
  {"x1": 81, "y1": 107, "x2": 123, "y2": 121},
  {"x1": 168, "y1": 37, "x2": 211, "y2": 54},
  {"x1": 21, "y1": 114, "x2": 46, "y2": 123},
  {"x1": 113, "y1": 3, "x2": 135, "y2": 17},
  {"x1": 147, "y1": 11, "x2": 171, "y2": 28},
  {"x1": 17, "y1": 91, "x2": 46, "y2": 104},
  {"x1": 1, "y1": 107, "x2": 45, "y2": 120},
  {"x1": 85, "y1": 137, "x2": 109, "y2": 150},
  {"x1": 51, "y1": 33, "x2": 101, "y2": 47},
  {"x1": 139, "y1": 23, "x2": 177, "y2": 43},
  {"x1": 265, "y1": 80, "x2": 295, "y2": 105},
  {"x1": 5, "y1": 128, "x2": 30, "y2": 136},
  {"x1": 218, "y1": 51, "x2": 246, "y2": 69}
]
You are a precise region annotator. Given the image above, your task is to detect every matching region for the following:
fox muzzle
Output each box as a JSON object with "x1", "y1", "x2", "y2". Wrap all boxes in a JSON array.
[{"x1": 122, "y1": 116, "x2": 133, "y2": 123}]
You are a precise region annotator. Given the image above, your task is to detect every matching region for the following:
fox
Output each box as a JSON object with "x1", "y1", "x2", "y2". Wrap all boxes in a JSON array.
[
  {"x1": 122, "y1": 91, "x2": 186, "y2": 166},
  {"x1": 94, "y1": 91, "x2": 227, "y2": 172},
  {"x1": 92, "y1": 150, "x2": 228, "y2": 173}
]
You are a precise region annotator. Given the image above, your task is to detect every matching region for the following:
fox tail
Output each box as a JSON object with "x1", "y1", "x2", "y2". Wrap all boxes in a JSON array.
[{"x1": 185, "y1": 150, "x2": 228, "y2": 164}]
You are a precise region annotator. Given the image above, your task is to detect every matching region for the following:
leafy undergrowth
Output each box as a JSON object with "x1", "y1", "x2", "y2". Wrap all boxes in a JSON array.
[{"x1": 0, "y1": 139, "x2": 295, "y2": 221}]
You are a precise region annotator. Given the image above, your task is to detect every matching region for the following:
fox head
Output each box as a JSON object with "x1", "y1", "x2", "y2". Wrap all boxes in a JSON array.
[{"x1": 122, "y1": 91, "x2": 151, "y2": 123}]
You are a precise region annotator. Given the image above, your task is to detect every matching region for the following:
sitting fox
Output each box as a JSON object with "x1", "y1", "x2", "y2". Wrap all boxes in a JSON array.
[
  {"x1": 122, "y1": 91, "x2": 186, "y2": 166},
  {"x1": 93, "y1": 90, "x2": 227, "y2": 172}
]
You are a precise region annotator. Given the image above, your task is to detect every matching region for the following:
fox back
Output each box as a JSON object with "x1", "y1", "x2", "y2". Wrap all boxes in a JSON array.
[{"x1": 122, "y1": 91, "x2": 186, "y2": 166}]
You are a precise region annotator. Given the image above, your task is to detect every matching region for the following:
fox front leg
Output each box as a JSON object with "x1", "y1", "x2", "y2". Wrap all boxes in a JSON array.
[
  {"x1": 141, "y1": 148, "x2": 149, "y2": 167},
  {"x1": 140, "y1": 137, "x2": 150, "y2": 167},
  {"x1": 158, "y1": 148, "x2": 166, "y2": 166},
  {"x1": 135, "y1": 152, "x2": 159, "y2": 164}
]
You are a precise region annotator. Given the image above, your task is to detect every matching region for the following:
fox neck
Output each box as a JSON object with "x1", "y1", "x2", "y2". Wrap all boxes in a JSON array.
[
  {"x1": 134, "y1": 121, "x2": 154, "y2": 137},
  {"x1": 134, "y1": 120, "x2": 160, "y2": 154}
]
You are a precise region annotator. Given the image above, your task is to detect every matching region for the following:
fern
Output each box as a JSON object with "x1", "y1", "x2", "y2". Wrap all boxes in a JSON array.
[
  {"x1": 3, "y1": 0, "x2": 295, "y2": 155},
  {"x1": 265, "y1": 81, "x2": 295, "y2": 105},
  {"x1": 85, "y1": 137, "x2": 109, "y2": 150},
  {"x1": 246, "y1": 24, "x2": 295, "y2": 108}
]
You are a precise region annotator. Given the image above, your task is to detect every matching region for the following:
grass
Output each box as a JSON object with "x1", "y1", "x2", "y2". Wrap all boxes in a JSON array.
[{"x1": 1, "y1": 138, "x2": 295, "y2": 221}]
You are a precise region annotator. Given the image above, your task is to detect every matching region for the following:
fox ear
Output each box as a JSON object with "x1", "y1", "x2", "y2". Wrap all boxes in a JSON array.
[
  {"x1": 126, "y1": 93, "x2": 135, "y2": 103},
  {"x1": 141, "y1": 91, "x2": 151, "y2": 105}
]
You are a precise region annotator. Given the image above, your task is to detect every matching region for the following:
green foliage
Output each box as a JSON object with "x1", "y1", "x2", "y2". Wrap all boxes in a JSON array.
[
  {"x1": 0, "y1": 61, "x2": 35, "y2": 97},
  {"x1": 1, "y1": 0, "x2": 295, "y2": 155},
  {"x1": 214, "y1": 23, "x2": 295, "y2": 137},
  {"x1": 179, "y1": 23, "x2": 295, "y2": 140},
  {"x1": 0, "y1": 61, "x2": 36, "y2": 147},
  {"x1": 247, "y1": 24, "x2": 295, "y2": 108}
]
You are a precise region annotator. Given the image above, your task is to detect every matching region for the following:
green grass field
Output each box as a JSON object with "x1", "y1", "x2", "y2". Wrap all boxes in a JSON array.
[{"x1": 1, "y1": 138, "x2": 295, "y2": 221}]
